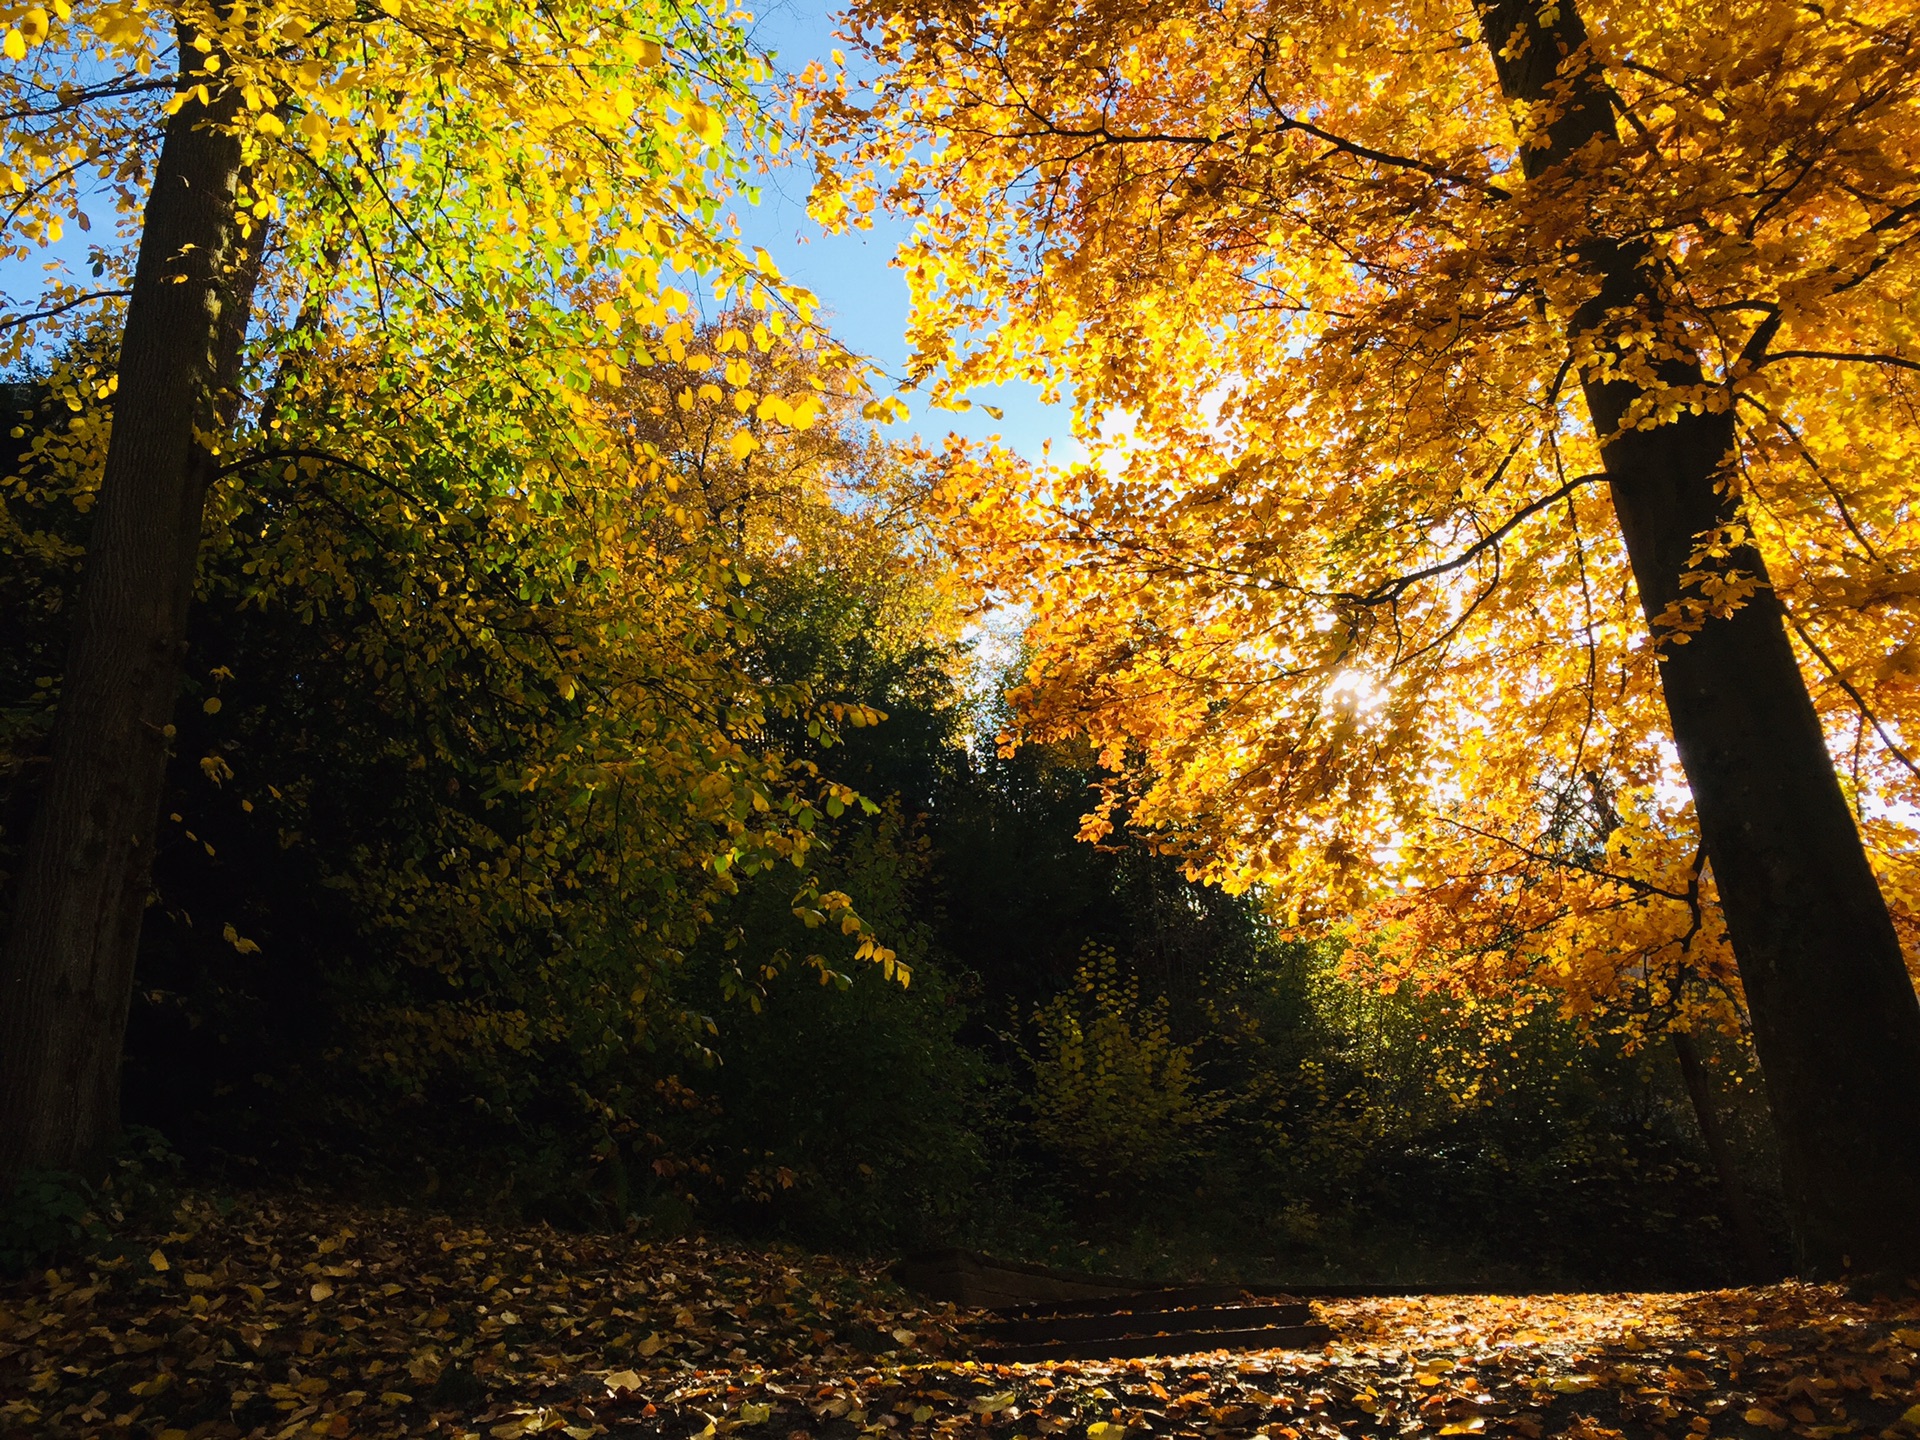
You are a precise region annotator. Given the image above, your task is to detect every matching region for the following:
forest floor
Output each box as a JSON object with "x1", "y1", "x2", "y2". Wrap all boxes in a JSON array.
[{"x1": 3, "y1": 1194, "x2": 1918, "y2": 1440}]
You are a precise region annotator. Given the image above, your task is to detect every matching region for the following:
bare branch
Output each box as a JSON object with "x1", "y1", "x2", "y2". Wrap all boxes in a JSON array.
[{"x1": 0, "y1": 289, "x2": 132, "y2": 333}]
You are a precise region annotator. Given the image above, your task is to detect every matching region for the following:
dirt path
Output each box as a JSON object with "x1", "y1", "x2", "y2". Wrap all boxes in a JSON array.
[{"x1": 3, "y1": 1196, "x2": 1916, "y2": 1440}]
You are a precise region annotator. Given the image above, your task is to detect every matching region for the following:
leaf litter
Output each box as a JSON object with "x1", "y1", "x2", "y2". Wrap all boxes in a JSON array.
[{"x1": 3, "y1": 1195, "x2": 1918, "y2": 1440}]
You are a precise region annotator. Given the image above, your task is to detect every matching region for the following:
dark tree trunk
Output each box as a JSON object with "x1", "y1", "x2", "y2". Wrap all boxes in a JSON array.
[
  {"x1": 1477, "y1": 0, "x2": 1920, "y2": 1275},
  {"x1": 1671, "y1": 1031, "x2": 1774, "y2": 1279},
  {"x1": 0, "y1": 70, "x2": 265, "y2": 1181}
]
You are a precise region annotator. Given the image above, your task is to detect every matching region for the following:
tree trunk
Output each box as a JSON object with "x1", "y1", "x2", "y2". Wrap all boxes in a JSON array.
[
  {"x1": 1671, "y1": 1031, "x2": 1774, "y2": 1279},
  {"x1": 1477, "y1": 0, "x2": 1920, "y2": 1276},
  {"x1": 0, "y1": 70, "x2": 266, "y2": 1181}
]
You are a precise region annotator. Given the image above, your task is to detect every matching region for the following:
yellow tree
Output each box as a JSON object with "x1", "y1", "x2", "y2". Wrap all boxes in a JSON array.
[
  {"x1": 0, "y1": 0, "x2": 847, "y2": 1178},
  {"x1": 833, "y1": 0, "x2": 1920, "y2": 1273}
]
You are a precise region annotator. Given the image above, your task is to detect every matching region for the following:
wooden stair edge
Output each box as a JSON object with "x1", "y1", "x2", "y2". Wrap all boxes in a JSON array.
[
  {"x1": 987, "y1": 1283, "x2": 1301, "y2": 1319},
  {"x1": 973, "y1": 1323, "x2": 1335, "y2": 1364},
  {"x1": 972, "y1": 1302, "x2": 1315, "y2": 1345},
  {"x1": 893, "y1": 1248, "x2": 1169, "y2": 1292}
]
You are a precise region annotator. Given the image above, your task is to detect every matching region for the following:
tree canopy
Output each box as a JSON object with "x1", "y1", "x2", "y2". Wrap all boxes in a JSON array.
[
  {"x1": 6, "y1": 0, "x2": 1920, "y2": 1285},
  {"x1": 826, "y1": 0, "x2": 1920, "y2": 1270}
]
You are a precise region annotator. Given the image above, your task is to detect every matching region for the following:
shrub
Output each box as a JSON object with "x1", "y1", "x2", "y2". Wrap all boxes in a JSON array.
[{"x1": 1024, "y1": 944, "x2": 1226, "y2": 1182}]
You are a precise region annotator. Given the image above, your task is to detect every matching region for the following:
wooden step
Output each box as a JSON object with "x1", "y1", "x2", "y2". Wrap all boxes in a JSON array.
[
  {"x1": 974, "y1": 1302, "x2": 1314, "y2": 1345},
  {"x1": 987, "y1": 1284, "x2": 1293, "y2": 1319},
  {"x1": 891, "y1": 1249, "x2": 1161, "y2": 1310},
  {"x1": 974, "y1": 1322, "x2": 1334, "y2": 1364}
]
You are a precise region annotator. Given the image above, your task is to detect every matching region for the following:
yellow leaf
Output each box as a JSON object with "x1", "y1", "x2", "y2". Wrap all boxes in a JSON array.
[
  {"x1": 739, "y1": 1403, "x2": 772, "y2": 1425},
  {"x1": 203, "y1": 696, "x2": 222, "y2": 714},
  {"x1": 310, "y1": 1280, "x2": 335, "y2": 1301},
  {"x1": 3, "y1": 30, "x2": 26, "y2": 60},
  {"x1": 149, "y1": 1250, "x2": 169, "y2": 1272},
  {"x1": 606, "y1": 1370, "x2": 643, "y2": 1392},
  {"x1": 729, "y1": 431, "x2": 758, "y2": 462}
]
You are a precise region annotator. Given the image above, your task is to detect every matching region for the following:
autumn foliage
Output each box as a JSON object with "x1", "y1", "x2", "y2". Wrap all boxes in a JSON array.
[
  {"x1": 830, "y1": 0, "x2": 1920, "y2": 1038},
  {"x1": 825, "y1": 0, "x2": 1920, "y2": 1266},
  {"x1": 6, "y1": 0, "x2": 1920, "y2": 1324}
]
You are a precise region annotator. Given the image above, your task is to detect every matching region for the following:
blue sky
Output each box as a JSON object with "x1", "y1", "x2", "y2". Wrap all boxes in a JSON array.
[
  {"x1": 737, "y1": 0, "x2": 1076, "y2": 461},
  {"x1": 0, "y1": 4, "x2": 1074, "y2": 458}
]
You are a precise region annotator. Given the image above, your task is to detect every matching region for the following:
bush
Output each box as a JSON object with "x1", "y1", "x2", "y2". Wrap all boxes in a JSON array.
[
  {"x1": 1024, "y1": 944, "x2": 1225, "y2": 1183},
  {"x1": 0, "y1": 1126, "x2": 181, "y2": 1275}
]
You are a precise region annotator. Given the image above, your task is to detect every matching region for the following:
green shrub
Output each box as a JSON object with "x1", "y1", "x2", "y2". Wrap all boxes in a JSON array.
[
  {"x1": 0, "y1": 1169, "x2": 92, "y2": 1275},
  {"x1": 1024, "y1": 944, "x2": 1226, "y2": 1182}
]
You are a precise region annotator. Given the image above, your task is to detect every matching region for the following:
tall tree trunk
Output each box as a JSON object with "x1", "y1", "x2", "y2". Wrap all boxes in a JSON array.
[
  {"x1": 1476, "y1": 0, "x2": 1920, "y2": 1276},
  {"x1": 1671, "y1": 1031, "x2": 1774, "y2": 1279},
  {"x1": 0, "y1": 67, "x2": 266, "y2": 1181}
]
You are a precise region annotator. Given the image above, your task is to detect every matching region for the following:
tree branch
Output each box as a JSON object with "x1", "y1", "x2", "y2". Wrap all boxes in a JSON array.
[{"x1": 1761, "y1": 348, "x2": 1920, "y2": 373}]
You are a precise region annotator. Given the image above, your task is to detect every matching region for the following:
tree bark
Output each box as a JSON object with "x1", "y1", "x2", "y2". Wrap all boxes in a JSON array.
[
  {"x1": 0, "y1": 70, "x2": 266, "y2": 1181},
  {"x1": 1671, "y1": 1031, "x2": 1774, "y2": 1280},
  {"x1": 1476, "y1": 0, "x2": 1920, "y2": 1275}
]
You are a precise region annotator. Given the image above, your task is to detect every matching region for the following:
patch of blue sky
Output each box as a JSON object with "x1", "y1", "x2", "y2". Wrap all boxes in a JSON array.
[
  {"x1": 735, "y1": 0, "x2": 1078, "y2": 465},
  {"x1": 9, "y1": 4, "x2": 1076, "y2": 467}
]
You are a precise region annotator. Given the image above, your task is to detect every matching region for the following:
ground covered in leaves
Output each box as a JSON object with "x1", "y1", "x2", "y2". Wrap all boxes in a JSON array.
[{"x1": 4, "y1": 1196, "x2": 1918, "y2": 1440}]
